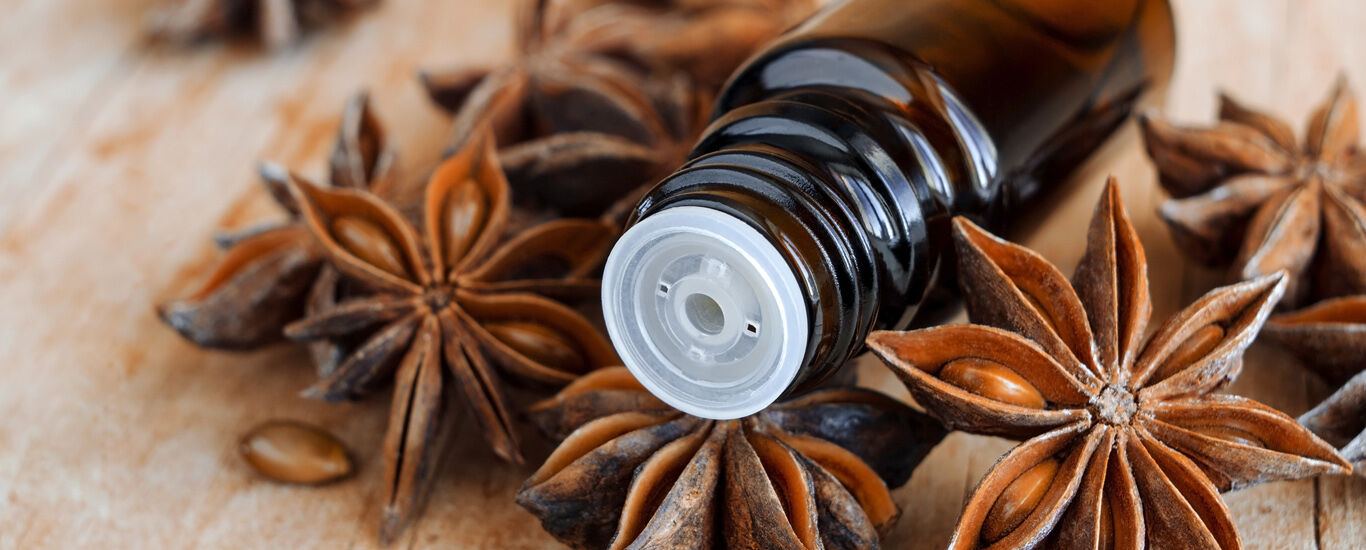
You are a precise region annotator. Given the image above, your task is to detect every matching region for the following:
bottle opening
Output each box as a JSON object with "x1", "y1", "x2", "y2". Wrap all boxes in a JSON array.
[{"x1": 602, "y1": 206, "x2": 809, "y2": 419}]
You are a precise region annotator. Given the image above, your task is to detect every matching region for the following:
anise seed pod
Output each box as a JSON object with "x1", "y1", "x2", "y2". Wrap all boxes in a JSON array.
[
  {"x1": 281, "y1": 128, "x2": 620, "y2": 542},
  {"x1": 518, "y1": 366, "x2": 946, "y2": 549},
  {"x1": 1262, "y1": 294, "x2": 1366, "y2": 385},
  {"x1": 1260, "y1": 294, "x2": 1366, "y2": 477},
  {"x1": 158, "y1": 92, "x2": 392, "y2": 350},
  {"x1": 419, "y1": 0, "x2": 812, "y2": 217},
  {"x1": 146, "y1": 0, "x2": 381, "y2": 50},
  {"x1": 1299, "y1": 370, "x2": 1366, "y2": 477},
  {"x1": 1140, "y1": 77, "x2": 1366, "y2": 307},
  {"x1": 868, "y1": 179, "x2": 1351, "y2": 549}
]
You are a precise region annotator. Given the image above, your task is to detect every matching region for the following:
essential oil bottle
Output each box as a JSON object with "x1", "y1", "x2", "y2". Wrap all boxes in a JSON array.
[{"x1": 602, "y1": 0, "x2": 1176, "y2": 419}]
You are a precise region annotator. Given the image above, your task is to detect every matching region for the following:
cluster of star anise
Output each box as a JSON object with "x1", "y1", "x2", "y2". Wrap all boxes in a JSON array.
[
  {"x1": 1141, "y1": 79, "x2": 1366, "y2": 481},
  {"x1": 159, "y1": 0, "x2": 821, "y2": 543},
  {"x1": 146, "y1": 0, "x2": 379, "y2": 49},
  {"x1": 869, "y1": 181, "x2": 1351, "y2": 549},
  {"x1": 419, "y1": 0, "x2": 814, "y2": 218}
]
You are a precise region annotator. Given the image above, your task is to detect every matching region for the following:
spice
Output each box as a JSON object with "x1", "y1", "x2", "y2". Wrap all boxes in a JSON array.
[
  {"x1": 158, "y1": 93, "x2": 392, "y2": 350},
  {"x1": 240, "y1": 420, "x2": 352, "y2": 484},
  {"x1": 146, "y1": 0, "x2": 380, "y2": 49},
  {"x1": 1140, "y1": 78, "x2": 1366, "y2": 306},
  {"x1": 517, "y1": 367, "x2": 945, "y2": 549},
  {"x1": 1262, "y1": 295, "x2": 1366, "y2": 385},
  {"x1": 1262, "y1": 295, "x2": 1366, "y2": 477},
  {"x1": 867, "y1": 180, "x2": 1351, "y2": 549},
  {"x1": 281, "y1": 129, "x2": 620, "y2": 542},
  {"x1": 419, "y1": 0, "x2": 811, "y2": 217},
  {"x1": 1300, "y1": 370, "x2": 1366, "y2": 477}
]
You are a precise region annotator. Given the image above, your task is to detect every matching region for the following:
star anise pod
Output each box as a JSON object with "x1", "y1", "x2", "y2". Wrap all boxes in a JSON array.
[
  {"x1": 1299, "y1": 370, "x2": 1366, "y2": 477},
  {"x1": 867, "y1": 180, "x2": 1351, "y2": 549},
  {"x1": 520, "y1": 0, "x2": 816, "y2": 89},
  {"x1": 1140, "y1": 78, "x2": 1366, "y2": 306},
  {"x1": 281, "y1": 130, "x2": 621, "y2": 541},
  {"x1": 1259, "y1": 295, "x2": 1366, "y2": 476},
  {"x1": 419, "y1": 0, "x2": 809, "y2": 216},
  {"x1": 517, "y1": 366, "x2": 946, "y2": 549},
  {"x1": 158, "y1": 92, "x2": 392, "y2": 350},
  {"x1": 146, "y1": 0, "x2": 378, "y2": 49},
  {"x1": 1262, "y1": 294, "x2": 1366, "y2": 385}
]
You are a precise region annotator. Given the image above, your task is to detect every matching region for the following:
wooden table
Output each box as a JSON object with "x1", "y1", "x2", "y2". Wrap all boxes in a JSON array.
[{"x1": 1, "y1": 0, "x2": 1362, "y2": 547}]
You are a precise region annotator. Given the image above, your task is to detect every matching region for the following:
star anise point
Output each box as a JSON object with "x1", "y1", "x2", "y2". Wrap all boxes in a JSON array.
[{"x1": 871, "y1": 182, "x2": 1350, "y2": 548}]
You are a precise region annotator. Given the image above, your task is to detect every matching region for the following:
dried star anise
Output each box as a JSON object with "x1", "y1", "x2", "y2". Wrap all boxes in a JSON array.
[
  {"x1": 146, "y1": 0, "x2": 378, "y2": 49},
  {"x1": 419, "y1": 0, "x2": 810, "y2": 217},
  {"x1": 420, "y1": 0, "x2": 706, "y2": 216},
  {"x1": 1299, "y1": 370, "x2": 1366, "y2": 477},
  {"x1": 159, "y1": 92, "x2": 392, "y2": 350},
  {"x1": 1140, "y1": 78, "x2": 1366, "y2": 306},
  {"x1": 1260, "y1": 295, "x2": 1366, "y2": 476},
  {"x1": 1262, "y1": 294, "x2": 1366, "y2": 385},
  {"x1": 281, "y1": 130, "x2": 621, "y2": 541},
  {"x1": 867, "y1": 180, "x2": 1351, "y2": 549},
  {"x1": 525, "y1": 0, "x2": 817, "y2": 90},
  {"x1": 517, "y1": 367, "x2": 946, "y2": 549}
]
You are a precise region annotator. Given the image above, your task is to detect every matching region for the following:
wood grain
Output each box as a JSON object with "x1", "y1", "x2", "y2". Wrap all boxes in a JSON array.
[{"x1": 0, "y1": 0, "x2": 1361, "y2": 548}]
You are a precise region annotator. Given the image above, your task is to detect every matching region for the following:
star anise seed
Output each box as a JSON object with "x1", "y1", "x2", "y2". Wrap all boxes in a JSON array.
[
  {"x1": 868, "y1": 179, "x2": 1351, "y2": 550},
  {"x1": 239, "y1": 419, "x2": 353, "y2": 485}
]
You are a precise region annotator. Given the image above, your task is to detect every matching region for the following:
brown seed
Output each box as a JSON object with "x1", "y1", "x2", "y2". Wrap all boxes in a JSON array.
[
  {"x1": 442, "y1": 180, "x2": 488, "y2": 264},
  {"x1": 940, "y1": 357, "x2": 1047, "y2": 409},
  {"x1": 240, "y1": 420, "x2": 353, "y2": 485},
  {"x1": 1153, "y1": 323, "x2": 1225, "y2": 381},
  {"x1": 486, "y1": 321, "x2": 586, "y2": 372},
  {"x1": 982, "y1": 458, "x2": 1060, "y2": 542},
  {"x1": 1188, "y1": 424, "x2": 1265, "y2": 448},
  {"x1": 332, "y1": 216, "x2": 410, "y2": 279}
]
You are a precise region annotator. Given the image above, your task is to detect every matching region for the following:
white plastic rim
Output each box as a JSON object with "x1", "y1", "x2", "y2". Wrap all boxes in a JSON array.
[{"x1": 602, "y1": 206, "x2": 809, "y2": 419}]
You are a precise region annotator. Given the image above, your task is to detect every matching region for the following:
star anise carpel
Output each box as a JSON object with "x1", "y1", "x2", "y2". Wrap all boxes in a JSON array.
[
  {"x1": 281, "y1": 129, "x2": 621, "y2": 542},
  {"x1": 1299, "y1": 370, "x2": 1366, "y2": 477},
  {"x1": 1140, "y1": 78, "x2": 1366, "y2": 306},
  {"x1": 146, "y1": 0, "x2": 379, "y2": 50},
  {"x1": 868, "y1": 179, "x2": 1351, "y2": 550},
  {"x1": 1260, "y1": 295, "x2": 1366, "y2": 477},
  {"x1": 517, "y1": 366, "x2": 946, "y2": 550},
  {"x1": 158, "y1": 92, "x2": 392, "y2": 350},
  {"x1": 1262, "y1": 294, "x2": 1366, "y2": 385}
]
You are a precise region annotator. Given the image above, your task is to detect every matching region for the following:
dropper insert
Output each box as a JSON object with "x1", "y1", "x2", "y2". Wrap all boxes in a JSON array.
[{"x1": 602, "y1": 206, "x2": 809, "y2": 419}]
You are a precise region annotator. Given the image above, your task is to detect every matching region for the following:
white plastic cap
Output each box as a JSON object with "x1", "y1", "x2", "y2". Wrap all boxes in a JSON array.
[{"x1": 602, "y1": 206, "x2": 809, "y2": 419}]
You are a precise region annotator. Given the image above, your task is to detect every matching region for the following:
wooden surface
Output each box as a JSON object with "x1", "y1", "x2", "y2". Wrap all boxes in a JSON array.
[{"x1": 1, "y1": 0, "x2": 1363, "y2": 548}]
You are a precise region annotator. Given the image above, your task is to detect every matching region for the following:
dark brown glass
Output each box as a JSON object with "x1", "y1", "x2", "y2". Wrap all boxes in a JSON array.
[{"x1": 626, "y1": 0, "x2": 1175, "y2": 390}]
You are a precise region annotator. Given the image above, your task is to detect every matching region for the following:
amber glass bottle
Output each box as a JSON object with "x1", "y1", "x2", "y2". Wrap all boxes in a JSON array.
[{"x1": 602, "y1": 0, "x2": 1175, "y2": 418}]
